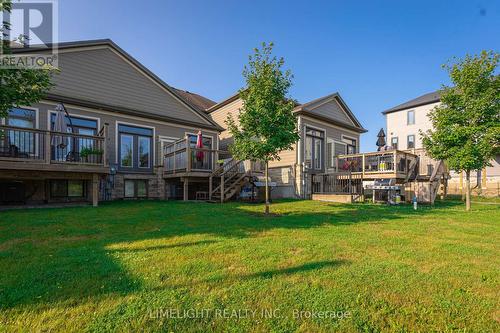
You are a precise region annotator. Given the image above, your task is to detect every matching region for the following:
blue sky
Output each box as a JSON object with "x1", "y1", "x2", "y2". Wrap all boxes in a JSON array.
[{"x1": 58, "y1": 0, "x2": 499, "y2": 152}]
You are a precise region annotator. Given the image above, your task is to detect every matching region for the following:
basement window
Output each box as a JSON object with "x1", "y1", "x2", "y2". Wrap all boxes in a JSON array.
[{"x1": 124, "y1": 179, "x2": 148, "y2": 198}]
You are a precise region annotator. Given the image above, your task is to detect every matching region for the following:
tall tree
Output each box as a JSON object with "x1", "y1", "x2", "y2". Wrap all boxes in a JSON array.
[
  {"x1": 1, "y1": 0, "x2": 55, "y2": 119},
  {"x1": 226, "y1": 42, "x2": 299, "y2": 214},
  {"x1": 422, "y1": 51, "x2": 500, "y2": 211}
]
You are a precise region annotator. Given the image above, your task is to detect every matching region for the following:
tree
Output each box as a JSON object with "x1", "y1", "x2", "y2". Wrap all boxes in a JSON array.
[
  {"x1": 226, "y1": 42, "x2": 299, "y2": 214},
  {"x1": 1, "y1": 0, "x2": 55, "y2": 119},
  {"x1": 422, "y1": 51, "x2": 500, "y2": 211}
]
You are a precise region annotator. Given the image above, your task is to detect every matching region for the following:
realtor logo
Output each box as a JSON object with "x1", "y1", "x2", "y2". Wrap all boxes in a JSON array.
[{"x1": 0, "y1": 0, "x2": 58, "y2": 69}]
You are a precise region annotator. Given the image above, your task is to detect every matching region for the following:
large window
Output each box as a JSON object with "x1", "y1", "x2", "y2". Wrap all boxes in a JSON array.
[
  {"x1": 391, "y1": 137, "x2": 398, "y2": 149},
  {"x1": 118, "y1": 124, "x2": 153, "y2": 171},
  {"x1": 124, "y1": 179, "x2": 148, "y2": 198},
  {"x1": 343, "y1": 137, "x2": 357, "y2": 155},
  {"x1": 6, "y1": 108, "x2": 37, "y2": 155},
  {"x1": 304, "y1": 127, "x2": 324, "y2": 171},
  {"x1": 50, "y1": 180, "x2": 85, "y2": 198},
  {"x1": 407, "y1": 110, "x2": 415, "y2": 125},
  {"x1": 407, "y1": 135, "x2": 415, "y2": 149},
  {"x1": 7, "y1": 108, "x2": 36, "y2": 128},
  {"x1": 50, "y1": 114, "x2": 98, "y2": 159},
  {"x1": 326, "y1": 139, "x2": 347, "y2": 170}
]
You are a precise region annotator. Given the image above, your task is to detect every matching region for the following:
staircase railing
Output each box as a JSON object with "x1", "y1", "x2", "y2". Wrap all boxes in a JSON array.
[
  {"x1": 209, "y1": 159, "x2": 245, "y2": 202},
  {"x1": 404, "y1": 156, "x2": 419, "y2": 183},
  {"x1": 429, "y1": 160, "x2": 445, "y2": 204}
]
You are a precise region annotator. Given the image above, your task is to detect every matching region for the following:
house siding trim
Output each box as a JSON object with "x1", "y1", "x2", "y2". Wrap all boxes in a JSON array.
[{"x1": 115, "y1": 121, "x2": 156, "y2": 168}]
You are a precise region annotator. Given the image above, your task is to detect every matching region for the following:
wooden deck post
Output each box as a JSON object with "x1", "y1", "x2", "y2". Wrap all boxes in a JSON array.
[
  {"x1": 220, "y1": 175, "x2": 225, "y2": 203},
  {"x1": 183, "y1": 178, "x2": 189, "y2": 201},
  {"x1": 209, "y1": 176, "x2": 213, "y2": 200},
  {"x1": 44, "y1": 131, "x2": 51, "y2": 164},
  {"x1": 186, "y1": 136, "x2": 191, "y2": 172},
  {"x1": 103, "y1": 123, "x2": 109, "y2": 167},
  {"x1": 361, "y1": 154, "x2": 365, "y2": 177},
  {"x1": 92, "y1": 173, "x2": 99, "y2": 207}
]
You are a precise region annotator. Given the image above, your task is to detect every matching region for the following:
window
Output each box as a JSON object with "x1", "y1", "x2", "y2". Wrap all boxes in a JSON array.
[
  {"x1": 327, "y1": 141, "x2": 333, "y2": 169},
  {"x1": 407, "y1": 135, "x2": 415, "y2": 149},
  {"x1": 124, "y1": 180, "x2": 135, "y2": 197},
  {"x1": 407, "y1": 110, "x2": 415, "y2": 125},
  {"x1": 68, "y1": 180, "x2": 85, "y2": 197},
  {"x1": 50, "y1": 180, "x2": 85, "y2": 198},
  {"x1": 118, "y1": 124, "x2": 153, "y2": 171},
  {"x1": 138, "y1": 137, "x2": 151, "y2": 168},
  {"x1": 7, "y1": 108, "x2": 36, "y2": 128},
  {"x1": 124, "y1": 179, "x2": 148, "y2": 198},
  {"x1": 50, "y1": 114, "x2": 98, "y2": 159},
  {"x1": 391, "y1": 137, "x2": 398, "y2": 149},
  {"x1": 304, "y1": 127, "x2": 324, "y2": 171},
  {"x1": 342, "y1": 137, "x2": 357, "y2": 155},
  {"x1": 187, "y1": 134, "x2": 212, "y2": 149},
  {"x1": 6, "y1": 108, "x2": 36, "y2": 155},
  {"x1": 120, "y1": 135, "x2": 133, "y2": 167}
]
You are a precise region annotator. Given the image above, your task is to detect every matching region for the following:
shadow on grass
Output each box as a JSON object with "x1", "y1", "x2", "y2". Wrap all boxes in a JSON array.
[
  {"x1": 107, "y1": 240, "x2": 219, "y2": 253},
  {"x1": 158, "y1": 260, "x2": 350, "y2": 289},
  {"x1": 245, "y1": 260, "x2": 348, "y2": 279},
  {"x1": 0, "y1": 199, "x2": 462, "y2": 310}
]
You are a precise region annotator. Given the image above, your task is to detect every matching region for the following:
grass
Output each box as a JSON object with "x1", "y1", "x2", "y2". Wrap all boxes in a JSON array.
[{"x1": 0, "y1": 199, "x2": 499, "y2": 332}]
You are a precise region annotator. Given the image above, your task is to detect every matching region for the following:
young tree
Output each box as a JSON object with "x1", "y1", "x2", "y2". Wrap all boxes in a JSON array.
[
  {"x1": 422, "y1": 51, "x2": 500, "y2": 211},
  {"x1": 1, "y1": 0, "x2": 54, "y2": 119},
  {"x1": 226, "y1": 42, "x2": 299, "y2": 214}
]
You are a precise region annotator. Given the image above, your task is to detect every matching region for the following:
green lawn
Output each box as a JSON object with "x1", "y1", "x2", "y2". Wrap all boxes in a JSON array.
[{"x1": 0, "y1": 200, "x2": 499, "y2": 332}]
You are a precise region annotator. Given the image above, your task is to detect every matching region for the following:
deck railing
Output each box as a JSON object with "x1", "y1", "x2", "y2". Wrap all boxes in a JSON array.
[
  {"x1": 312, "y1": 173, "x2": 363, "y2": 194},
  {"x1": 163, "y1": 136, "x2": 221, "y2": 174},
  {"x1": 0, "y1": 125, "x2": 107, "y2": 166},
  {"x1": 336, "y1": 150, "x2": 418, "y2": 177}
]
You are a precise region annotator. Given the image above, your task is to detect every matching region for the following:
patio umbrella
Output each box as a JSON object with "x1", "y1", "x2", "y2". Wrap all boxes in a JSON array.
[
  {"x1": 51, "y1": 104, "x2": 68, "y2": 149},
  {"x1": 195, "y1": 130, "x2": 204, "y2": 162},
  {"x1": 376, "y1": 128, "x2": 386, "y2": 151}
]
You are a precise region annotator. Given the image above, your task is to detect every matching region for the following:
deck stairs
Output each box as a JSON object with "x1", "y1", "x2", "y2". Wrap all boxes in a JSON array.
[{"x1": 209, "y1": 158, "x2": 258, "y2": 202}]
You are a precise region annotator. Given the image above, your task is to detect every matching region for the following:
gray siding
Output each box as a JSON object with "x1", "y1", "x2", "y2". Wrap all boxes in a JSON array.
[
  {"x1": 51, "y1": 47, "x2": 211, "y2": 125},
  {"x1": 307, "y1": 99, "x2": 355, "y2": 126},
  {"x1": 34, "y1": 101, "x2": 219, "y2": 171}
]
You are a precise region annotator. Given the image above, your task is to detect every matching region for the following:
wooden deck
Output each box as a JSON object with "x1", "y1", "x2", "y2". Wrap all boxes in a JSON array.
[
  {"x1": 336, "y1": 150, "x2": 419, "y2": 181},
  {"x1": 0, "y1": 125, "x2": 109, "y2": 174}
]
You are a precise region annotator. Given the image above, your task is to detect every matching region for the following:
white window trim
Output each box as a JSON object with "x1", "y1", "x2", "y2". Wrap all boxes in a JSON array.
[
  {"x1": 407, "y1": 110, "x2": 415, "y2": 125},
  {"x1": 41, "y1": 99, "x2": 220, "y2": 135},
  {"x1": 327, "y1": 138, "x2": 347, "y2": 170},
  {"x1": 341, "y1": 134, "x2": 358, "y2": 154},
  {"x1": 3, "y1": 106, "x2": 39, "y2": 128},
  {"x1": 115, "y1": 121, "x2": 156, "y2": 166},
  {"x1": 407, "y1": 134, "x2": 415, "y2": 149},
  {"x1": 303, "y1": 125, "x2": 326, "y2": 170},
  {"x1": 47, "y1": 110, "x2": 101, "y2": 132}
]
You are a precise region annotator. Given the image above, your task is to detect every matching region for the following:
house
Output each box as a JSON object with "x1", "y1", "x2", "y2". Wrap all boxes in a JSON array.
[
  {"x1": 383, "y1": 91, "x2": 500, "y2": 197},
  {"x1": 1, "y1": 38, "x2": 370, "y2": 207},
  {"x1": 1, "y1": 39, "x2": 223, "y2": 206},
  {"x1": 206, "y1": 92, "x2": 367, "y2": 198}
]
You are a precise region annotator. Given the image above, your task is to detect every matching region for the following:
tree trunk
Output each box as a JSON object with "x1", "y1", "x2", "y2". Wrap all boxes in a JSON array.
[
  {"x1": 465, "y1": 170, "x2": 471, "y2": 211},
  {"x1": 265, "y1": 161, "x2": 270, "y2": 215}
]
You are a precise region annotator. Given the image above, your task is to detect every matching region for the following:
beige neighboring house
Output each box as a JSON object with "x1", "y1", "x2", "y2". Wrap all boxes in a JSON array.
[
  {"x1": 383, "y1": 91, "x2": 500, "y2": 197},
  {"x1": 206, "y1": 92, "x2": 367, "y2": 198}
]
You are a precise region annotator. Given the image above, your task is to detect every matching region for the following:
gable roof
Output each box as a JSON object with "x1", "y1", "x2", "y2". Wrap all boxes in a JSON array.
[
  {"x1": 12, "y1": 39, "x2": 221, "y2": 130},
  {"x1": 294, "y1": 92, "x2": 366, "y2": 132},
  {"x1": 207, "y1": 90, "x2": 366, "y2": 133},
  {"x1": 172, "y1": 88, "x2": 217, "y2": 113},
  {"x1": 206, "y1": 91, "x2": 241, "y2": 113},
  {"x1": 382, "y1": 90, "x2": 441, "y2": 114}
]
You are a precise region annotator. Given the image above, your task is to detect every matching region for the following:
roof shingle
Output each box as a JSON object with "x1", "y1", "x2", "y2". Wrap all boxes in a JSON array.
[{"x1": 382, "y1": 90, "x2": 441, "y2": 114}]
